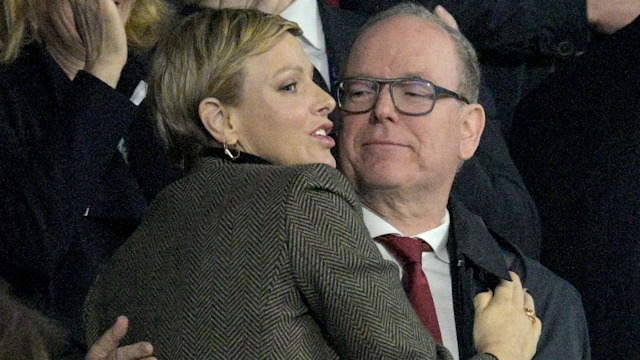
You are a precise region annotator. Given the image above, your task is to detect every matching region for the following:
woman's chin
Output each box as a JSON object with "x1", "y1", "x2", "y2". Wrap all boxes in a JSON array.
[{"x1": 319, "y1": 156, "x2": 337, "y2": 169}]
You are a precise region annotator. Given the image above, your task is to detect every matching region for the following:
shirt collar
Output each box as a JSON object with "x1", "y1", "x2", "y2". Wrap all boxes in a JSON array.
[
  {"x1": 362, "y1": 207, "x2": 451, "y2": 263},
  {"x1": 280, "y1": 0, "x2": 325, "y2": 50}
]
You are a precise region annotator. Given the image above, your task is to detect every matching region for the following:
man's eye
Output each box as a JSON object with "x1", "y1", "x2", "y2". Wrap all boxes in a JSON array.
[
  {"x1": 280, "y1": 82, "x2": 297, "y2": 92},
  {"x1": 403, "y1": 91, "x2": 431, "y2": 98},
  {"x1": 348, "y1": 88, "x2": 374, "y2": 99}
]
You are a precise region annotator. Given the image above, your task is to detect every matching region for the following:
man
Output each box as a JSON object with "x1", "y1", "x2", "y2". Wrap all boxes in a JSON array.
[{"x1": 337, "y1": 4, "x2": 590, "y2": 359}]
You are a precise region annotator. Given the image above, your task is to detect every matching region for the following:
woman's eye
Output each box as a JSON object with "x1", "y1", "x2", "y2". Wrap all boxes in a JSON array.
[{"x1": 280, "y1": 82, "x2": 297, "y2": 92}]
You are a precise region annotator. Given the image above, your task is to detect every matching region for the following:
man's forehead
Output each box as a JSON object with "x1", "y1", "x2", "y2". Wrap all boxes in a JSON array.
[
  {"x1": 355, "y1": 15, "x2": 447, "y2": 47},
  {"x1": 346, "y1": 16, "x2": 457, "y2": 83}
]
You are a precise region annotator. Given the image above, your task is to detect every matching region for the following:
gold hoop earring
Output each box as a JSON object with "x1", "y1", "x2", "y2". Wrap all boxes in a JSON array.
[{"x1": 223, "y1": 141, "x2": 240, "y2": 160}]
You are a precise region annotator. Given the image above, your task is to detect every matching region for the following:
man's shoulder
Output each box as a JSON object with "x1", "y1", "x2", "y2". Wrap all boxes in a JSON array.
[
  {"x1": 520, "y1": 255, "x2": 590, "y2": 358},
  {"x1": 521, "y1": 255, "x2": 583, "y2": 305},
  {"x1": 447, "y1": 199, "x2": 582, "y2": 302}
]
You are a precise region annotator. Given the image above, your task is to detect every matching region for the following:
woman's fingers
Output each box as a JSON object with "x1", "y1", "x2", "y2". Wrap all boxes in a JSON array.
[
  {"x1": 473, "y1": 288, "x2": 493, "y2": 311},
  {"x1": 434, "y1": 5, "x2": 459, "y2": 30},
  {"x1": 86, "y1": 316, "x2": 155, "y2": 360}
]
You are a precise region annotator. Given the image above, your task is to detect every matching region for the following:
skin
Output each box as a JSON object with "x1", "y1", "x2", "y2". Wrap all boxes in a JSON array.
[
  {"x1": 197, "y1": 0, "x2": 294, "y2": 14},
  {"x1": 199, "y1": 33, "x2": 337, "y2": 167},
  {"x1": 43, "y1": 0, "x2": 132, "y2": 88},
  {"x1": 338, "y1": 15, "x2": 541, "y2": 360},
  {"x1": 474, "y1": 273, "x2": 541, "y2": 360},
  {"x1": 587, "y1": 0, "x2": 640, "y2": 34}
]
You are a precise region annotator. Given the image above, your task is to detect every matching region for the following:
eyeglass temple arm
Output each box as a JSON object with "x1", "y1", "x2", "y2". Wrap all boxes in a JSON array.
[{"x1": 438, "y1": 88, "x2": 470, "y2": 104}]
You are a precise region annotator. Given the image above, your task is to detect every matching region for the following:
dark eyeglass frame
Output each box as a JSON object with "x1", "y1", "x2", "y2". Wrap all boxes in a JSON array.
[{"x1": 336, "y1": 77, "x2": 470, "y2": 116}]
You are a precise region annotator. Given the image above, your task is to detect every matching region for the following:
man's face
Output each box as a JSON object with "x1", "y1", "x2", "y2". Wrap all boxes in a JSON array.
[{"x1": 339, "y1": 15, "x2": 476, "y2": 199}]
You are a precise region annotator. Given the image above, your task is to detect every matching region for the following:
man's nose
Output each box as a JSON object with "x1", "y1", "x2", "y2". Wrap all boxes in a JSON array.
[{"x1": 373, "y1": 85, "x2": 397, "y2": 122}]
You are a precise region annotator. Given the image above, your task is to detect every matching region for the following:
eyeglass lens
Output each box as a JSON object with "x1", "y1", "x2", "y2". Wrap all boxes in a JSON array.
[{"x1": 339, "y1": 79, "x2": 436, "y2": 115}]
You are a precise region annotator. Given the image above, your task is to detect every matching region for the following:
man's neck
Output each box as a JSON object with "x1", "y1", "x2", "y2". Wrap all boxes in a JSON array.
[{"x1": 360, "y1": 187, "x2": 449, "y2": 237}]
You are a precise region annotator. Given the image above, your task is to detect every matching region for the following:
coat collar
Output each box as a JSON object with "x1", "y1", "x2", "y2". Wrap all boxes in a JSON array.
[{"x1": 447, "y1": 198, "x2": 512, "y2": 282}]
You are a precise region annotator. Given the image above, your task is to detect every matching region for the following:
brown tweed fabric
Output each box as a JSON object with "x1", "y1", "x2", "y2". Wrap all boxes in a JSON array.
[{"x1": 84, "y1": 158, "x2": 495, "y2": 359}]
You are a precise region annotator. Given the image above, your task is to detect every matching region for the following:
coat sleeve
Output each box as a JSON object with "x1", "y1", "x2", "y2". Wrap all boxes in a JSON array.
[
  {"x1": 0, "y1": 81, "x2": 75, "y2": 279},
  {"x1": 285, "y1": 165, "x2": 496, "y2": 359},
  {"x1": 0, "y1": 61, "x2": 174, "y2": 281}
]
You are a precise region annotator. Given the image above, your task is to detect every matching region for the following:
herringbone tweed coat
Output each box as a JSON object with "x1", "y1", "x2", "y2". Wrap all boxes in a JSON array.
[{"x1": 84, "y1": 155, "x2": 493, "y2": 359}]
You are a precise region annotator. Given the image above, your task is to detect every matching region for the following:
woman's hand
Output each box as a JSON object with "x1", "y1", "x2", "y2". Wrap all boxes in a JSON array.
[
  {"x1": 86, "y1": 316, "x2": 156, "y2": 360},
  {"x1": 473, "y1": 272, "x2": 542, "y2": 360},
  {"x1": 70, "y1": 0, "x2": 128, "y2": 88}
]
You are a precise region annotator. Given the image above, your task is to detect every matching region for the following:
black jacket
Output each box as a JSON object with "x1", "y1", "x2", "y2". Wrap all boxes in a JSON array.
[
  {"x1": 447, "y1": 199, "x2": 590, "y2": 360},
  {"x1": 0, "y1": 44, "x2": 177, "y2": 355}
]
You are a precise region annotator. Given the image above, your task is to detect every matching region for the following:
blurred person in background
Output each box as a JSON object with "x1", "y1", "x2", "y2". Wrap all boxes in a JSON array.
[{"x1": 0, "y1": 0, "x2": 177, "y2": 357}]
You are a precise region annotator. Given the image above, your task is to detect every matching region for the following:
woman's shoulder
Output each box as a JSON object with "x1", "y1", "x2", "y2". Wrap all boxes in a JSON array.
[
  {"x1": 183, "y1": 159, "x2": 355, "y2": 200},
  {"x1": 286, "y1": 163, "x2": 353, "y2": 190}
]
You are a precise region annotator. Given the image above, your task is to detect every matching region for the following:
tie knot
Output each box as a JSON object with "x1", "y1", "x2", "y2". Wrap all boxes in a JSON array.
[{"x1": 376, "y1": 234, "x2": 433, "y2": 264}]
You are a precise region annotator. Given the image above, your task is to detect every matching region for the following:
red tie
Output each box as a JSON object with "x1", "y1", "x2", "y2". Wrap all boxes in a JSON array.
[{"x1": 376, "y1": 234, "x2": 443, "y2": 343}]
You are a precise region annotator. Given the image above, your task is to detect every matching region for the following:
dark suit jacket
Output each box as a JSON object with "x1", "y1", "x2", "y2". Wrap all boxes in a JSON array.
[
  {"x1": 84, "y1": 153, "x2": 498, "y2": 359},
  {"x1": 511, "y1": 15, "x2": 640, "y2": 359},
  {"x1": 447, "y1": 200, "x2": 590, "y2": 360},
  {"x1": 0, "y1": 43, "x2": 176, "y2": 356}
]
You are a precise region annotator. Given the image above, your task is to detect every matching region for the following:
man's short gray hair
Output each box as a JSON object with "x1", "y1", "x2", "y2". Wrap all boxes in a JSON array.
[{"x1": 355, "y1": 2, "x2": 481, "y2": 103}]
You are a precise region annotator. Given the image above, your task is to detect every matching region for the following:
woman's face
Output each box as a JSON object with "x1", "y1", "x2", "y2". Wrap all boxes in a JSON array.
[{"x1": 229, "y1": 33, "x2": 337, "y2": 167}]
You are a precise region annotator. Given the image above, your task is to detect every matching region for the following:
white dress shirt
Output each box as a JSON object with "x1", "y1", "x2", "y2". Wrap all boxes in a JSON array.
[
  {"x1": 280, "y1": 0, "x2": 331, "y2": 89},
  {"x1": 362, "y1": 207, "x2": 460, "y2": 360}
]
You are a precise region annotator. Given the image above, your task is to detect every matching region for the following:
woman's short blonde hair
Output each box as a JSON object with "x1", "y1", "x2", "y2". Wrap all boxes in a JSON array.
[
  {"x1": 149, "y1": 9, "x2": 301, "y2": 171},
  {"x1": 0, "y1": 0, "x2": 174, "y2": 63}
]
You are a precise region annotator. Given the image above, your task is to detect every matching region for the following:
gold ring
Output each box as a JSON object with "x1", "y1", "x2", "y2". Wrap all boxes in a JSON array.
[{"x1": 525, "y1": 308, "x2": 536, "y2": 323}]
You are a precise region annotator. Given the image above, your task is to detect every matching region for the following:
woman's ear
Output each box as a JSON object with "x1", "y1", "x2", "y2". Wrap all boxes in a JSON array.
[
  {"x1": 198, "y1": 97, "x2": 238, "y2": 145},
  {"x1": 458, "y1": 103, "x2": 485, "y2": 161}
]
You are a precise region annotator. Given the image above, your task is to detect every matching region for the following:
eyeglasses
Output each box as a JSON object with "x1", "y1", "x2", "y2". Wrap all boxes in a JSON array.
[{"x1": 336, "y1": 77, "x2": 470, "y2": 116}]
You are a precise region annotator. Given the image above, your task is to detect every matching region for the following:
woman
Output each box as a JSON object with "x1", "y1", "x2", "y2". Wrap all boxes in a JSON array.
[
  {"x1": 84, "y1": 9, "x2": 540, "y2": 359},
  {"x1": 0, "y1": 0, "x2": 176, "y2": 357}
]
